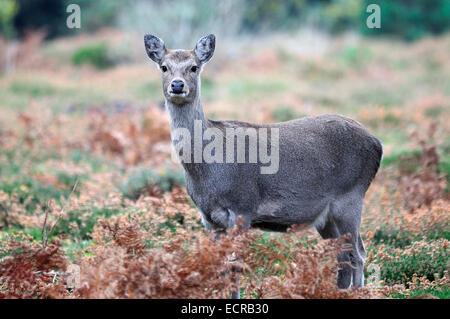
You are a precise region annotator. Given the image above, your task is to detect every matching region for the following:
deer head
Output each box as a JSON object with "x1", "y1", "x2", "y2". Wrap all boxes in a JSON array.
[{"x1": 144, "y1": 34, "x2": 215, "y2": 106}]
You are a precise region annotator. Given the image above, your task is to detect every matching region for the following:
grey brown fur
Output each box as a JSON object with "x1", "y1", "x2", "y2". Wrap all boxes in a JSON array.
[{"x1": 144, "y1": 34, "x2": 383, "y2": 289}]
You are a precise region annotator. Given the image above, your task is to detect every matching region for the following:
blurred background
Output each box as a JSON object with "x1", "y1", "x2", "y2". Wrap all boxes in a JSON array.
[{"x1": 0, "y1": 0, "x2": 449, "y2": 298}]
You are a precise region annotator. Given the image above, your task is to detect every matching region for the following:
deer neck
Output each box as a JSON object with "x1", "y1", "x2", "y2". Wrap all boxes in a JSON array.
[
  {"x1": 165, "y1": 91, "x2": 210, "y2": 173},
  {"x1": 165, "y1": 96, "x2": 207, "y2": 135}
]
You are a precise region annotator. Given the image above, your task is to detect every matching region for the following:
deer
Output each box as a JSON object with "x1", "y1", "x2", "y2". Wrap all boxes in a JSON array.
[{"x1": 144, "y1": 34, "x2": 383, "y2": 294}]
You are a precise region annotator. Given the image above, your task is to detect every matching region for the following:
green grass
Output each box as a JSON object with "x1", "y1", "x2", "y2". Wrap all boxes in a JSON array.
[
  {"x1": 0, "y1": 176, "x2": 75, "y2": 212},
  {"x1": 0, "y1": 77, "x2": 109, "y2": 112},
  {"x1": 371, "y1": 226, "x2": 415, "y2": 248},
  {"x1": 440, "y1": 154, "x2": 450, "y2": 194},
  {"x1": 389, "y1": 288, "x2": 450, "y2": 299},
  {"x1": 133, "y1": 80, "x2": 162, "y2": 101},
  {"x1": 296, "y1": 60, "x2": 344, "y2": 83},
  {"x1": 1, "y1": 227, "x2": 47, "y2": 242},
  {"x1": 53, "y1": 207, "x2": 123, "y2": 240},
  {"x1": 0, "y1": 149, "x2": 80, "y2": 211},
  {"x1": 351, "y1": 85, "x2": 409, "y2": 108},
  {"x1": 337, "y1": 46, "x2": 373, "y2": 69},
  {"x1": 368, "y1": 240, "x2": 449, "y2": 286},
  {"x1": 228, "y1": 79, "x2": 288, "y2": 100},
  {"x1": 381, "y1": 149, "x2": 421, "y2": 168},
  {"x1": 200, "y1": 76, "x2": 216, "y2": 101},
  {"x1": 70, "y1": 149, "x2": 118, "y2": 173},
  {"x1": 64, "y1": 239, "x2": 94, "y2": 260},
  {"x1": 302, "y1": 94, "x2": 342, "y2": 109},
  {"x1": 9, "y1": 80, "x2": 57, "y2": 97},
  {"x1": 424, "y1": 106, "x2": 445, "y2": 118},
  {"x1": 271, "y1": 105, "x2": 304, "y2": 122},
  {"x1": 248, "y1": 233, "x2": 292, "y2": 277},
  {"x1": 0, "y1": 79, "x2": 64, "y2": 110}
]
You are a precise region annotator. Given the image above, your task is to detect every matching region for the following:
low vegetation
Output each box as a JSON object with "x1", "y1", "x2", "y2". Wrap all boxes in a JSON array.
[{"x1": 0, "y1": 30, "x2": 449, "y2": 298}]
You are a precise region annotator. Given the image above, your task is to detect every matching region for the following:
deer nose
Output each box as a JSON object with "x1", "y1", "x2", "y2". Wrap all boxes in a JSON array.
[{"x1": 171, "y1": 80, "x2": 184, "y2": 93}]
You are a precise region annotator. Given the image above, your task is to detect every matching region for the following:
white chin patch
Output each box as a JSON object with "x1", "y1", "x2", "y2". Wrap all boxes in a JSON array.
[{"x1": 169, "y1": 92, "x2": 187, "y2": 97}]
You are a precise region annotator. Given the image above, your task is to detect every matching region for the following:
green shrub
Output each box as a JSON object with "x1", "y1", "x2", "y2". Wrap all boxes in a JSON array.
[
  {"x1": 119, "y1": 168, "x2": 185, "y2": 200},
  {"x1": 11, "y1": 0, "x2": 66, "y2": 39},
  {"x1": 361, "y1": 0, "x2": 450, "y2": 41},
  {"x1": 0, "y1": 0, "x2": 18, "y2": 39},
  {"x1": 70, "y1": 0, "x2": 121, "y2": 31},
  {"x1": 321, "y1": 0, "x2": 363, "y2": 33},
  {"x1": 72, "y1": 43, "x2": 114, "y2": 69},
  {"x1": 241, "y1": 0, "x2": 309, "y2": 32},
  {"x1": 3, "y1": 0, "x2": 121, "y2": 39}
]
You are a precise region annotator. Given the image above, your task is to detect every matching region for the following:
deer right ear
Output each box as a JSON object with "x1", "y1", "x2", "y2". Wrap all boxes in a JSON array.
[{"x1": 144, "y1": 34, "x2": 166, "y2": 64}]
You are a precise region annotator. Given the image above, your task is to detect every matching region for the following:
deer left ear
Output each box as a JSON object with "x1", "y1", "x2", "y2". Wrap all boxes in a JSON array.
[{"x1": 194, "y1": 34, "x2": 215, "y2": 64}]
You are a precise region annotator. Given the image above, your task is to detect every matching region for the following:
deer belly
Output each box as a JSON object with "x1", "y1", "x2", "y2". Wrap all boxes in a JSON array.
[{"x1": 252, "y1": 200, "x2": 329, "y2": 231}]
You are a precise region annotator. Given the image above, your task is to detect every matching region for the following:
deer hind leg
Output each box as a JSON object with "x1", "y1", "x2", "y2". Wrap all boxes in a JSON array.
[
  {"x1": 315, "y1": 212, "x2": 352, "y2": 288},
  {"x1": 332, "y1": 191, "x2": 366, "y2": 288}
]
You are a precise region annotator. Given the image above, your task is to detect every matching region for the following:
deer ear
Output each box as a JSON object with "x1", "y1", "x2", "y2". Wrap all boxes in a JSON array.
[
  {"x1": 144, "y1": 34, "x2": 166, "y2": 64},
  {"x1": 194, "y1": 34, "x2": 215, "y2": 64}
]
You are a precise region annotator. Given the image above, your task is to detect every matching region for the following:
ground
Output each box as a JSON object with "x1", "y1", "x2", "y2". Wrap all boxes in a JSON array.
[{"x1": 0, "y1": 29, "x2": 449, "y2": 298}]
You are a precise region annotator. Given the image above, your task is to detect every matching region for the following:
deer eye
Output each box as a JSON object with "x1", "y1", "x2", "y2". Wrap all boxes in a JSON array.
[
  {"x1": 161, "y1": 65, "x2": 168, "y2": 72},
  {"x1": 190, "y1": 66, "x2": 198, "y2": 73}
]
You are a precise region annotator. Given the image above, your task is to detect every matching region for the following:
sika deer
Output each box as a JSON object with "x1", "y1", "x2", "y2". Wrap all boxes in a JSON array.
[{"x1": 144, "y1": 34, "x2": 382, "y2": 290}]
